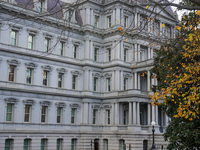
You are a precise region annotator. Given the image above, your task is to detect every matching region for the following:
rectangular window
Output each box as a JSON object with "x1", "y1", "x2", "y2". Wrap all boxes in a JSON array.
[
  {"x1": 104, "y1": 139, "x2": 108, "y2": 150},
  {"x1": 94, "y1": 78, "x2": 97, "y2": 92},
  {"x1": 26, "y1": 68, "x2": 33, "y2": 84},
  {"x1": 5, "y1": 139, "x2": 13, "y2": 150},
  {"x1": 106, "y1": 110, "x2": 110, "y2": 125},
  {"x1": 107, "y1": 16, "x2": 111, "y2": 28},
  {"x1": 67, "y1": 10, "x2": 72, "y2": 21},
  {"x1": 95, "y1": 16, "x2": 99, "y2": 28},
  {"x1": 154, "y1": 21, "x2": 160, "y2": 35},
  {"x1": 58, "y1": 73, "x2": 63, "y2": 88},
  {"x1": 124, "y1": 16, "x2": 128, "y2": 27},
  {"x1": 73, "y1": 45, "x2": 77, "y2": 59},
  {"x1": 108, "y1": 49, "x2": 111, "y2": 61},
  {"x1": 71, "y1": 139, "x2": 76, "y2": 150},
  {"x1": 71, "y1": 108, "x2": 76, "y2": 124},
  {"x1": 166, "y1": 26, "x2": 171, "y2": 38},
  {"x1": 6, "y1": 104, "x2": 13, "y2": 122},
  {"x1": 9, "y1": 65, "x2": 15, "y2": 82},
  {"x1": 94, "y1": 48, "x2": 98, "y2": 61},
  {"x1": 140, "y1": 16, "x2": 148, "y2": 31},
  {"x1": 24, "y1": 139, "x2": 31, "y2": 150},
  {"x1": 41, "y1": 139, "x2": 47, "y2": 150},
  {"x1": 41, "y1": 106, "x2": 47, "y2": 123},
  {"x1": 38, "y1": 1, "x2": 43, "y2": 12},
  {"x1": 43, "y1": 71, "x2": 48, "y2": 86},
  {"x1": 124, "y1": 78, "x2": 128, "y2": 90},
  {"x1": 124, "y1": 110, "x2": 128, "y2": 125},
  {"x1": 11, "y1": 30, "x2": 17, "y2": 46},
  {"x1": 124, "y1": 49, "x2": 127, "y2": 61},
  {"x1": 28, "y1": 35, "x2": 34, "y2": 49},
  {"x1": 72, "y1": 75, "x2": 76, "y2": 90},
  {"x1": 59, "y1": 42, "x2": 64, "y2": 56},
  {"x1": 44, "y1": 38, "x2": 50, "y2": 52},
  {"x1": 24, "y1": 105, "x2": 31, "y2": 122},
  {"x1": 120, "y1": 140, "x2": 126, "y2": 150},
  {"x1": 93, "y1": 109, "x2": 97, "y2": 124},
  {"x1": 57, "y1": 139, "x2": 62, "y2": 150},
  {"x1": 57, "y1": 107, "x2": 62, "y2": 123},
  {"x1": 107, "y1": 78, "x2": 111, "y2": 92}
]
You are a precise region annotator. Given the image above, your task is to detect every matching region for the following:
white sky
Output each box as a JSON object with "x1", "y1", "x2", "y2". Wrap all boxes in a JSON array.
[{"x1": 171, "y1": 0, "x2": 188, "y2": 20}]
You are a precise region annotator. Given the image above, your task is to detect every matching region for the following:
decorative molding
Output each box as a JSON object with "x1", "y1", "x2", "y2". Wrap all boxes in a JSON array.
[
  {"x1": 39, "y1": 101, "x2": 52, "y2": 107},
  {"x1": 4, "y1": 97, "x2": 19, "y2": 106},
  {"x1": 41, "y1": 65, "x2": 53, "y2": 72},
  {"x1": 91, "y1": 104, "x2": 101, "y2": 110},
  {"x1": 55, "y1": 102, "x2": 66, "y2": 108},
  {"x1": 103, "y1": 104, "x2": 112, "y2": 110},
  {"x1": 23, "y1": 99, "x2": 36, "y2": 105},
  {"x1": 43, "y1": 32, "x2": 53, "y2": 39},
  {"x1": 123, "y1": 73, "x2": 132, "y2": 79},
  {"x1": 26, "y1": 28, "x2": 39, "y2": 35},
  {"x1": 57, "y1": 68, "x2": 68, "y2": 74},
  {"x1": 103, "y1": 73, "x2": 112, "y2": 78},
  {"x1": 9, "y1": 24, "x2": 23, "y2": 31},
  {"x1": 70, "y1": 103, "x2": 80, "y2": 109},
  {"x1": 92, "y1": 73, "x2": 101, "y2": 78},
  {"x1": 25, "y1": 62, "x2": 38, "y2": 69},
  {"x1": 7, "y1": 59, "x2": 21, "y2": 66},
  {"x1": 71, "y1": 70, "x2": 81, "y2": 76}
]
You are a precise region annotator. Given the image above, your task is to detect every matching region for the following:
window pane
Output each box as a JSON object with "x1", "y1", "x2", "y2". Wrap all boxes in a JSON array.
[
  {"x1": 60, "y1": 42, "x2": 64, "y2": 55},
  {"x1": 6, "y1": 104, "x2": 12, "y2": 121},
  {"x1": 11, "y1": 31, "x2": 16, "y2": 45},
  {"x1": 43, "y1": 71, "x2": 48, "y2": 86},
  {"x1": 9, "y1": 65, "x2": 15, "y2": 82}
]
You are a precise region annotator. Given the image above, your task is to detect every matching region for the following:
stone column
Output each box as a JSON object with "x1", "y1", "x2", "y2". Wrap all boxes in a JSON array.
[
  {"x1": 90, "y1": 40, "x2": 93, "y2": 60},
  {"x1": 91, "y1": 9, "x2": 93, "y2": 26},
  {"x1": 147, "y1": 70, "x2": 151, "y2": 91},
  {"x1": 137, "y1": 73, "x2": 140, "y2": 90},
  {"x1": 156, "y1": 105, "x2": 158, "y2": 125},
  {"x1": 134, "y1": 44, "x2": 137, "y2": 61},
  {"x1": 148, "y1": 103, "x2": 151, "y2": 125},
  {"x1": 134, "y1": 72, "x2": 137, "y2": 89},
  {"x1": 136, "y1": 102, "x2": 140, "y2": 125},
  {"x1": 86, "y1": 7, "x2": 90, "y2": 25},
  {"x1": 111, "y1": 103, "x2": 115, "y2": 125},
  {"x1": 120, "y1": 40, "x2": 123, "y2": 60},
  {"x1": 151, "y1": 48, "x2": 153, "y2": 59},
  {"x1": 121, "y1": 9, "x2": 124, "y2": 26},
  {"x1": 121, "y1": 71, "x2": 123, "y2": 90},
  {"x1": 84, "y1": 69, "x2": 89, "y2": 90},
  {"x1": 85, "y1": 38, "x2": 90, "y2": 59},
  {"x1": 112, "y1": 8, "x2": 115, "y2": 26},
  {"x1": 152, "y1": 105, "x2": 155, "y2": 122},
  {"x1": 133, "y1": 102, "x2": 136, "y2": 124},
  {"x1": 84, "y1": 102, "x2": 88, "y2": 124},
  {"x1": 116, "y1": 41, "x2": 120, "y2": 60},
  {"x1": 138, "y1": 44, "x2": 140, "y2": 62},
  {"x1": 115, "y1": 102, "x2": 119, "y2": 124},
  {"x1": 148, "y1": 47, "x2": 151, "y2": 59},
  {"x1": 134, "y1": 12, "x2": 137, "y2": 27},
  {"x1": 129, "y1": 102, "x2": 132, "y2": 125},
  {"x1": 116, "y1": 7, "x2": 120, "y2": 24},
  {"x1": 112, "y1": 70, "x2": 115, "y2": 91}
]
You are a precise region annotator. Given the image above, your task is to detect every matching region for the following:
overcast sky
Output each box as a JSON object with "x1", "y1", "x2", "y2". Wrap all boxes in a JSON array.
[{"x1": 171, "y1": 0, "x2": 187, "y2": 20}]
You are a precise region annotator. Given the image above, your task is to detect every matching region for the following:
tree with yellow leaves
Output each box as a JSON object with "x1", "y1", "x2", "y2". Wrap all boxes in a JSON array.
[{"x1": 151, "y1": 4, "x2": 200, "y2": 150}]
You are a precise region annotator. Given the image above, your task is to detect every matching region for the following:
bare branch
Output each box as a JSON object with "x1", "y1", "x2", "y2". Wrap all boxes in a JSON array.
[
  {"x1": 146, "y1": 0, "x2": 200, "y2": 10},
  {"x1": 189, "y1": 0, "x2": 200, "y2": 5}
]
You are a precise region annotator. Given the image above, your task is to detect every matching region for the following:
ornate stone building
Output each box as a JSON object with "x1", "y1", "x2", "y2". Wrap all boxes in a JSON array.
[{"x1": 0, "y1": 0, "x2": 178, "y2": 149}]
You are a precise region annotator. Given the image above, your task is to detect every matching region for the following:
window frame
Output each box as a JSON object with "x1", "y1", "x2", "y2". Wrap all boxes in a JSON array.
[
  {"x1": 44, "y1": 38, "x2": 50, "y2": 53},
  {"x1": 95, "y1": 16, "x2": 99, "y2": 28},
  {"x1": 73, "y1": 45, "x2": 77, "y2": 59},
  {"x1": 38, "y1": 0, "x2": 44, "y2": 13},
  {"x1": 124, "y1": 78, "x2": 128, "y2": 91},
  {"x1": 72, "y1": 75, "x2": 77, "y2": 90},
  {"x1": 57, "y1": 139, "x2": 63, "y2": 150},
  {"x1": 28, "y1": 34, "x2": 34, "y2": 49},
  {"x1": 93, "y1": 109, "x2": 97, "y2": 125},
  {"x1": 26, "y1": 68, "x2": 33, "y2": 84},
  {"x1": 41, "y1": 139, "x2": 48, "y2": 150},
  {"x1": 124, "y1": 16, "x2": 128, "y2": 28},
  {"x1": 71, "y1": 139, "x2": 76, "y2": 150},
  {"x1": 93, "y1": 77, "x2": 98, "y2": 92},
  {"x1": 103, "y1": 139, "x2": 108, "y2": 150},
  {"x1": 107, "y1": 78, "x2": 111, "y2": 92},
  {"x1": 57, "y1": 107, "x2": 63, "y2": 124},
  {"x1": 108, "y1": 49, "x2": 111, "y2": 61},
  {"x1": 8, "y1": 65, "x2": 15, "y2": 82},
  {"x1": 58, "y1": 73, "x2": 64, "y2": 88},
  {"x1": 59, "y1": 41, "x2": 64, "y2": 56},
  {"x1": 11, "y1": 30, "x2": 17, "y2": 46},
  {"x1": 41, "y1": 106, "x2": 48, "y2": 123},
  {"x1": 24, "y1": 139, "x2": 31, "y2": 150},
  {"x1": 24, "y1": 105, "x2": 31, "y2": 123},
  {"x1": 5, "y1": 139, "x2": 13, "y2": 150},
  {"x1": 43, "y1": 71, "x2": 49, "y2": 86},
  {"x1": 6, "y1": 103, "x2": 13, "y2": 122},
  {"x1": 94, "y1": 48, "x2": 98, "y2": 61},
  {"x1": 107, "y1": 16, "x2": 111, "y2": 28},
  {"x1": 106, "y1": 110, "x2": 110, "y2": 125},
  {"x1": 124, "y1": 49, "x2": 128, "y2": 62},
  {"x1": 71, "y1": 108, "x2": 76, "y2": 124}
]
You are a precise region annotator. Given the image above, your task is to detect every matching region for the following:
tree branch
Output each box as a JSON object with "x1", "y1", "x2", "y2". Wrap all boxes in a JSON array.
[
  {"x1": 145, "y1": 0, "x2": 200, "y2": 10},
  {"x1": 189, "y1": 0, "x2": 200, "y2": 5}
]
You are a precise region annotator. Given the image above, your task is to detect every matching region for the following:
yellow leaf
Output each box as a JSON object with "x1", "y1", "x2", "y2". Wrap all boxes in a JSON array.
[
  {"x1": 118, "y1": 27, "x2": 123, "y2": 30},
  {"x1": 146, "y1": 5, "x2": 149, "y2": 9},
  {"x1": 147, "y1": 17, "x2": 150, "y2": 21},
  {"x1": 153, "y1": 18, "x2": 155, "y2": 22},
  {"x1": 196, "y1": 10, "x2": 200, "y2": 16},
  {"x1": 122, "y1": 32, "x2": 125, "y2": 35},
  {"x1": 125, "y1": 38, "x2": 127, "y2": 42},
  {"x1": 176, "y1": 26, "x2": 181, "y2": 30},
  {"x1": 161, "y1": 24, "x2": 165, "y2": 28}
]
